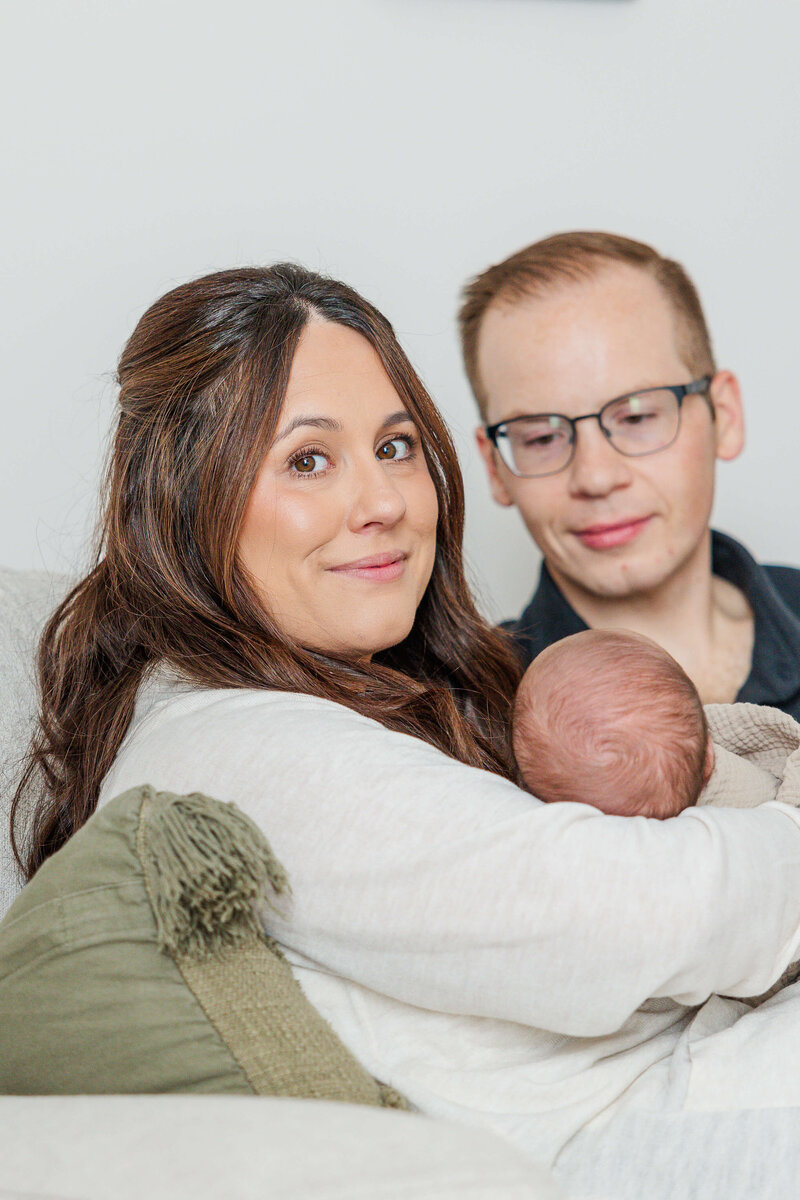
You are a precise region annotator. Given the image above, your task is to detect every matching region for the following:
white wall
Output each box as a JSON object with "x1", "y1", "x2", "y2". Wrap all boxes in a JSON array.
[{"x1": 2, "y1": 0, "x2": 799, "y2": 621}]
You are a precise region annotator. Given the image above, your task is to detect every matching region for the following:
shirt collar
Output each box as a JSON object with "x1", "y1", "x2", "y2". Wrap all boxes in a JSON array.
[
  {"x1": 506, "y1": 560, "x2": 588, "y2": 658},
  {"x1": 711, "y1": 531, "x2": 800, "y2": 705}
]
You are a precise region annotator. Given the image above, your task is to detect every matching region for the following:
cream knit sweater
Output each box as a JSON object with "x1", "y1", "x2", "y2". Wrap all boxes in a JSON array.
[{"x1": 98, "y1": 676, "x2": 800, "y2": 1172}]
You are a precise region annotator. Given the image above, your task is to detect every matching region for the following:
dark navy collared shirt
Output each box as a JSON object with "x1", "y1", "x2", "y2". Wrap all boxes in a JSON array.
[{"x1": 502, "y1": 530, "x2": 800, "y2": 720}]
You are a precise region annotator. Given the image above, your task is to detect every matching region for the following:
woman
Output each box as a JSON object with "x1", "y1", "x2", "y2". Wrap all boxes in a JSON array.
[{"x1": 13, "y1": 265, "x2": 800, "y2": 1189}]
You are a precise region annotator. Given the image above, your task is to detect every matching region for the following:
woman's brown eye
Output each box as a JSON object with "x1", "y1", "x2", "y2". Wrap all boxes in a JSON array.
[
  {"x1": 292, "y1": 452, "x2": 327, "y2": 474},
  {"x1": 378, "y1": 436, "x2": 412, "y2": 462}
]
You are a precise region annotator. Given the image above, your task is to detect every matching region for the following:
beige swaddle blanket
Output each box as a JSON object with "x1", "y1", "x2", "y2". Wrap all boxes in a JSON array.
[
  {"x1": 699, "y1": 701, "x2": 800, "y2": 810},
  {"x1": 698, "y1": 701, "x2": 800, "y2": 1001}
]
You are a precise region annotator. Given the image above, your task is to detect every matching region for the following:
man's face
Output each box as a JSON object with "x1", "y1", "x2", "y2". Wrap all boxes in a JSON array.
[{"x1": 474, "y1": 264, "x2": 744, "y2": 604}]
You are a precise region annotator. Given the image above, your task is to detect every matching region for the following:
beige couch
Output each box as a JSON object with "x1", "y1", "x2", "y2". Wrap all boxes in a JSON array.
[{"x1": 0, "y1": 566, "x2": 563, "y2": 1200}]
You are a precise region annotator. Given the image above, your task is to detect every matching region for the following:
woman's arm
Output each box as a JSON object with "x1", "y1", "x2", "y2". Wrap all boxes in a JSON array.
[{"x1": 100, "y1": 686, "x2": 800, "y2": 1037}]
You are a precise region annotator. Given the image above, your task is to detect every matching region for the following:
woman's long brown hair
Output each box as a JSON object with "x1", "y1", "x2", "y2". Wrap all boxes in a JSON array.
[{"x1": 12, "y1": 264, "x2": 523, "y2": 879}]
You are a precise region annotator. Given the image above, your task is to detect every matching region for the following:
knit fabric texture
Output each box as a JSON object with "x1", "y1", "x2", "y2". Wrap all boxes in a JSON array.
[{"x1": 700, "y1": 702, "x2": 800, "y2": 809}]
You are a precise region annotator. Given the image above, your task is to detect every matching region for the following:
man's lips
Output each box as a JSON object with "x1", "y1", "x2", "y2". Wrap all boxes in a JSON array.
[
  {"x1": 572, "y1": 516, "x2": 653, "y2": 550},
  {"x1": 327, "y1": 551, "x2": 408, "y2": 581}
]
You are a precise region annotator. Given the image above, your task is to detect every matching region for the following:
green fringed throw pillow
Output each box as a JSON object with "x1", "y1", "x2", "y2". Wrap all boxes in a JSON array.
[{"x1": 0, "y1": 784, "x2": 406, "y2": 1108}]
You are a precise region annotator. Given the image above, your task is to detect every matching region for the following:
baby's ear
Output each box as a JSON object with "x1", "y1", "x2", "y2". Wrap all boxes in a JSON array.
[{"x1": 703, "y1": 735, "x2": 716, "y2": 785}]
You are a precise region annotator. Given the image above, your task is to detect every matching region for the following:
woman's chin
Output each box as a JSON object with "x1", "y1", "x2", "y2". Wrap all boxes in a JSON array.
[{"x1": 308, "y1": 617, "x2": 417, "y2": 662}]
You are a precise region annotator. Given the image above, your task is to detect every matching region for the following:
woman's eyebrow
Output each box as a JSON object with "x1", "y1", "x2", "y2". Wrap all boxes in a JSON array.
[
  {"x1": 273, "y1": 409, "x2": 414, "y2": 444},
  {"x1": 273, "y1": 415, "x2": 341, "y2": 444},
  {"x1": 380, "y1": 409, "x2": 414, "y2": 430}
]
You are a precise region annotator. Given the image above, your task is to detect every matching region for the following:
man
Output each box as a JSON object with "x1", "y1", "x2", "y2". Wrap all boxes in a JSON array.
[{"x1": 459, "y1": 231, "x2": 800, "y2": 716}]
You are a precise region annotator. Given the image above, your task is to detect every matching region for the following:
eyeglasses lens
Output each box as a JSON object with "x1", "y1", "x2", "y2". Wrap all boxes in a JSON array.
[
  {"x1": 499, "y1": 390, "x2": 681, "y2": 477},
  {"x1": 601, "y1": 390, "x2": 680, "y2": 455},
  {"x1": 501, "y1": 416, "x2": 573, "y2": 476}
]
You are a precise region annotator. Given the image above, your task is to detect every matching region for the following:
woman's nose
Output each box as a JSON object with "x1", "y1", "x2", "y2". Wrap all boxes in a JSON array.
[
  {"x1": 347, "y1": 457, "x2": 407, "y2": 531},
  {"x1": 566, "y1": 419, "x2": 633, "y2": 498}
]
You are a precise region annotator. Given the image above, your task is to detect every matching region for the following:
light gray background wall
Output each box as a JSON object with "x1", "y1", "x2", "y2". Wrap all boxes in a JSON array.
[{"x1": 2, "y1": 0, "x2": 799, "y2": 621}]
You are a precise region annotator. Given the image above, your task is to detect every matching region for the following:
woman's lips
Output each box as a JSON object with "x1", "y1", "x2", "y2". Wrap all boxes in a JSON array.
[
  {"x1": 573, "y1": 516, "x2": 652, "y2": 550},
  {"x1": 328, "y1": 552, "x2": 407, "y2": 582}
]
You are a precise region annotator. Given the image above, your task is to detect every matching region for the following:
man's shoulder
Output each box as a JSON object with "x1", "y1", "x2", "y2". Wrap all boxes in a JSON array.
[
  {"x1": 763, "y1": 563, "x2": 800, "y2": 613},
  {"x1": 499, "y1": 563, "x2": 588, "y2": 667}
]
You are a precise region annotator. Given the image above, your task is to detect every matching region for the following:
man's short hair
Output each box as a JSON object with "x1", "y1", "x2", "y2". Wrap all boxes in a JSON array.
[{"x1": 458, "y1": 231, "x2": 717, "y2": 418}]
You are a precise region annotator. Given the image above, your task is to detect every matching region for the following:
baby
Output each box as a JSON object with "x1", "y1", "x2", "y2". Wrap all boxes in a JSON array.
[
  {"x1": 513, "y1": 629, "x2": 715, "y2": 818},
  {"x1": 513, "y1": 628, "x2": 800, "y2": 1002}
]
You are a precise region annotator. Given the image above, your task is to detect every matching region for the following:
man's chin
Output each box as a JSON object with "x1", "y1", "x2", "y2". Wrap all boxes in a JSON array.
[{"x1": 553, "y1": 557, "x2": 679, "y2": 605}]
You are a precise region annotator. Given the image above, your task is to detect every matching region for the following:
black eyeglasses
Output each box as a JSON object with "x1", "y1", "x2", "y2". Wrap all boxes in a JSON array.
[{"x1": 484, "y1": 377, "x2": 713, "y2": 478}]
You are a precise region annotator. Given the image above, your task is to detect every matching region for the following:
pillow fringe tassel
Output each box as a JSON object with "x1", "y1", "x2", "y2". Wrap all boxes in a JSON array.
[{"x1": 137, "y1": 786, "x2": 289, "y2": 961}]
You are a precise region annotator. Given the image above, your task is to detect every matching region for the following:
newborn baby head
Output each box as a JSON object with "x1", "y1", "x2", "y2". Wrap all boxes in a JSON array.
[{"x1": 513, "y1": 630, "x2": 713, "y2": 818}]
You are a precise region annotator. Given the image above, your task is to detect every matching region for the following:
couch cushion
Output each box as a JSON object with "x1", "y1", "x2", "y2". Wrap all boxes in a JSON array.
[
  {"x1": 0, "y1": 784, "x2": 403, "y2": 1108},
  {"x1": 0, "y1": 567, "x2": 70, "y2": 915}
]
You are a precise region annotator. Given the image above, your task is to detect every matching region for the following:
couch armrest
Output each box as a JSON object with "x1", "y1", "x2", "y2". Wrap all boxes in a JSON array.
[{"x1": 0, "y1": 1095, "x2": 563, "y2": 1199}]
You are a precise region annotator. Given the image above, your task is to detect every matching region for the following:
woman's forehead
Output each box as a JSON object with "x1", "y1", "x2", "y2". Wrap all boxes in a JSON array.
[{"x1": 280, "y1": 319, "x2": 406, "y2": 428}]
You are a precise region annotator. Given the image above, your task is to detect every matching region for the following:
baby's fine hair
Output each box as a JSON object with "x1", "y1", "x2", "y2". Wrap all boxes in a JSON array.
[{"x1": 513, "y1": 630, "x2": 709, "y2": 817}]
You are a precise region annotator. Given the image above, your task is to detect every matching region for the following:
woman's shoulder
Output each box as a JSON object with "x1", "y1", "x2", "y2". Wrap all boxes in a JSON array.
[
  {"x1": 99, "y1": 667, "x2": 438, "y2": 810},
  {"x1": 99, "y1": 664, "x2": 527, "y2": 822},
  {"x1": 128, "y1": 666, "x2": 386, "y2": 747}
]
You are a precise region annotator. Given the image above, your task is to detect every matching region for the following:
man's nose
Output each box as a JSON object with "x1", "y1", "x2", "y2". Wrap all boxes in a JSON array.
[
  {"x1": 347, "y1": 456, "x2": 407, "y2": 531},
  {"x1": 566, "y1": 417, "x2": 633, "y2": 498}
]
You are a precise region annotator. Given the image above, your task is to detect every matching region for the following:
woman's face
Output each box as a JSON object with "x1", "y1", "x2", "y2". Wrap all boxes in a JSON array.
[{"x1": 238, "y1": 319, "x2": 439, "y2": 660}]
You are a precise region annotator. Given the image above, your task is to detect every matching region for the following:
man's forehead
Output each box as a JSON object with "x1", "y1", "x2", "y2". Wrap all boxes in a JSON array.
[{"x1": 476, "y1": 265, "x2": 687, "y2": 421}]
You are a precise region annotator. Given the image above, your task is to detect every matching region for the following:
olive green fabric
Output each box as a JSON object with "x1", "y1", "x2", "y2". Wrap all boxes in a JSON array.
[{"x1": 0, "y1": 785, "x2": 405, "y2": 1108}]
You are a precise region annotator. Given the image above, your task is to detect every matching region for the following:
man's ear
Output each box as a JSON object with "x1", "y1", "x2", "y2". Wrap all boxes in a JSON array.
[
  {"x1": 709, "y1": 370, "x2": 745, "y2": 462},
  {"x1": 475, "y1": 426, "x2": 515, "y2": 507}
]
